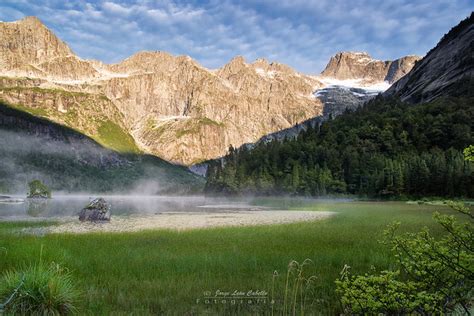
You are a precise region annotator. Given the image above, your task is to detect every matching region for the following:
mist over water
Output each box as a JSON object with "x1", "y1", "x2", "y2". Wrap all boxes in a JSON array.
[
  {"x1": 0, "y1": 195, "x2": 251, "y2": 218},
  {"x1": 0, "y1": 124, "x2": 202, "y2": 195},
  {"x1": 0, "y1": 195, "x2": 353, "y2": 220},
  {"x1": 0, "y1": 125, "x2": 352, "y2": 220},
  {"x1": 0, "y1": 127, "x2": 127, "y2": 194}
]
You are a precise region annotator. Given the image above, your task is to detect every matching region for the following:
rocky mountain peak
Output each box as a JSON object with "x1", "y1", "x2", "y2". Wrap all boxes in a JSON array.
[
  {"x1": 337, "y1": 51, "x2": 372, "y2": 60},
  {"x1": 217, "y1": 56, "x2": 249, "y2": 78},
  {"x1": 227, "y1": 55, "x2": 247, "y2": 68},
  {"x1": 334, "y1": 51, "x2": 374, "y2": 64},
  {"x1": 321, "y1": 51, "x2": 380, "y2": 80},
  {"x1": 320, "y1": 51, "x2": 421, "y2": 84},
  {"x1": 252, "y1": 58, "x2": 270, "y2": 68},
  {"x1": 109, "y1": 51, "x2": 175, "y2": 74},
  {"x1": 384, "y1": 55, "x2": 421, "y2": 83},
  {"x1": 175, "y1": 55, "x2": 206, "y2": 70},
  {"x1": 0, "y1": 16, "x2": 73, "y2": 71},
  {"x1": 230, "y1": 55, "x2": 246, "y2": 64},
  {"x1": 128, "y1": 50, "x2": 172, "y2": 59},
  {"x1": 18, "y1": 16, "x2": 44, "y2": 26},
  {"x1": 0, "y1": 15, "x2": 420, "y2": 166}
]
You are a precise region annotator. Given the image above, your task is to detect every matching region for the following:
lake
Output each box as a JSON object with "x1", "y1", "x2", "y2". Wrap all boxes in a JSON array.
[{"x1": 0, "y1": 195, "x2": 353, "y2": 220}]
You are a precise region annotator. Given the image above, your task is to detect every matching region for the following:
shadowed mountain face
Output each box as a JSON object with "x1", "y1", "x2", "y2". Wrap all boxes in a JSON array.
[
  {"x1": 0, "y1": 16, "x2": 417, "y2": 165},
  {"x1": 0, "y1": 102, "x2": 204, "y2": 194},
  {"x1": 204, "y1": 14, "x2": 474, "y2": 198},
  {"x1": 385, "y1": 13, "x2": 474, "y2": 103},
  {"x1": 245, "y1": 85, "x2": 379, "y2": 147},
  {"x1": 195, "y1": 13, "x2": 474, "y2": 177}
]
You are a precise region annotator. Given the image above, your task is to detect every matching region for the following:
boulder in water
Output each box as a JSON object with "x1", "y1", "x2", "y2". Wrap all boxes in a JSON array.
[{"x1": 79, "y1": 198, "x2": 111, "y2": 222}]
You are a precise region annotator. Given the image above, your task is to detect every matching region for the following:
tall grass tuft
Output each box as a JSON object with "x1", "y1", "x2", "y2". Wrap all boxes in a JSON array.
[
  {"x1": 0, "y1": 247, "x2": 80, "y2": 315},
  {"x1": 281, "y1": 259, "x2": 317, "y2": 315},
  {"x1": 271, "y1": 270, "x2": 279, "y2": 315}
]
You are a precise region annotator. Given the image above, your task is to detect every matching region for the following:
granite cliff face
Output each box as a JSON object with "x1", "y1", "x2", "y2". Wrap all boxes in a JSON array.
[
  {"x1": 268, "y1": 14, "x2": 474, "y2": 155},
  {"x1": 386, "y1": 13, "x2": 474, "y2": 103},
  {"x1": 103, "y1": 52, "x2": 323, "y2": 164},
  {"x1": 321, "y1": 52, "x2": 420, "y2": 84},
  {"x1": 0, "y1": 17, "x2": 325, "y2": 165},
  {"x1": 0, "y1": 17, "x2": 72, "y2": 70},
  {"x1": 0, "y1": 16, "x2": 417, "y2": 165}
]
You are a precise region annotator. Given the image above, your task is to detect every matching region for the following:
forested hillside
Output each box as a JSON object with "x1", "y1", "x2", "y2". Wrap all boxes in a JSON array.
[
  {"x1": 0, "y1": 101, "x2": 204, "y2": 194},
  {"x1": 205, "y1": 96, "x2": 473, "y2": 197}
]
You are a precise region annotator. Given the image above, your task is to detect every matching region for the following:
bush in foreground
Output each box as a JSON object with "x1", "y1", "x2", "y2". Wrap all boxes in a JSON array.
[
  {"x1": 0, "y1": 263, "x2": 79, "y2": 315},
  {"x1": 336, "y1": 202, "x2": 473, "y2": 314}
]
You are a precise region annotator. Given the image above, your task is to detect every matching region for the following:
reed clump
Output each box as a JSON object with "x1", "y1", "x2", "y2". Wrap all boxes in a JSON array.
[{"x1": 0, "y1": 247, "x2": 79, "y2": 315}]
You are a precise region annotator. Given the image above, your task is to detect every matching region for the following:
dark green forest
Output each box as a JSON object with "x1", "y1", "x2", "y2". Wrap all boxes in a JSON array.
[{"x1": 205, "y1": 97, "x2": 474, "y2": 198}]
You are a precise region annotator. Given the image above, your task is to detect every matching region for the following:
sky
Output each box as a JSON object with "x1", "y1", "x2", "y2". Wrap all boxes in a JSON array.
[{"x1": 1, "y1": 0, "x2": 472, "y2": 74}]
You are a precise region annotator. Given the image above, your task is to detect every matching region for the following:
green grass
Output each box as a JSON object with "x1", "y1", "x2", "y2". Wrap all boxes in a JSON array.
[
  {"x1": 0, "y1": 262, "x2": 80, "y2": 314},
  {"x1": 2, "y1": 102, "x2": 48, "y2": 117},
  {"x1": 0, "y1": 86, "x2": 90, "y2": 98},
  {"x1": 0, "y1": 201, "x2": 459, "y2": 314},
  {"x1": 97, "y1": 120, "x2": 140, "y2": 154},
  {"x1": 1, "y1": 89, "x2": 140, "y2": 155},
  {"x1": 176, "y1": 117, "x2": 224, "y2": 138},
  {"x1": 0, "y1": 100, "x2": 204, "y2": 193},
  {"x1": 198, "y1": 117, "x2": 224, "y2": 127}
]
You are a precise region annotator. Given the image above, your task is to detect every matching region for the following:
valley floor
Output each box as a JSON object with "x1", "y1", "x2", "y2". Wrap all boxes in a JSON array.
[
  {"x1": 0, "y1": 201, "x2": 460, "y2": 314},
  {"x1": 29, "y1": 210, "x2": 335, "y2": 234}
]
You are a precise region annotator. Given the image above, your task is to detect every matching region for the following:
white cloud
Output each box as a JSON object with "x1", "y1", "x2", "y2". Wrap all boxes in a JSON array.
[
  {"x1": 1, "y1": 0, "x2": 472, "y2": 73},
  {"x1": 147, "y1": 8, "x2": 168, "y2": 22},
  {"x1": 102, "y1": 2, "x2": 133, "y2": 16}
]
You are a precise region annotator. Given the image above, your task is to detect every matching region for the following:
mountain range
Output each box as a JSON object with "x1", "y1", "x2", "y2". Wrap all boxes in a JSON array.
[
  {"x1": 204, "y1": 13, "x2": 474, "y2": 197},
  {"x1": 0, "y1": 16, "x2": 419, "y2": 167}
]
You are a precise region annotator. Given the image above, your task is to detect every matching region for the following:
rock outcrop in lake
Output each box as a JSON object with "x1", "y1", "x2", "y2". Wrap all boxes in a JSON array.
[
  {"x1": 27, "y1": 179, "x2": 51, "y2": 199},
  {"x1": 79, "y1": 198, "x2": 111, "y2": 222}
]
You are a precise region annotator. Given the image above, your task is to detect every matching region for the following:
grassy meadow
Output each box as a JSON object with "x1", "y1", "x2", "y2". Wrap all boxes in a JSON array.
[{"x1": 0, "y1": 201, "x2": 462, "y2": 314}]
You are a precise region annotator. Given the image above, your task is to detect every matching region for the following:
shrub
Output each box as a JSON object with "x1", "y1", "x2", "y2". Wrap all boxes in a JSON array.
[
  {"x1": 27, "y1": 179, "x2": 51, "y2": 198},
  {"x1": 465, "y1": 145, "x2": 474, "y2": 162},
  {"x1": 0, "y1": 263, "x2": 80, "y2": 315},
  {"x1": 336, "y1": 202, "x2": 473, "y2": 314}
]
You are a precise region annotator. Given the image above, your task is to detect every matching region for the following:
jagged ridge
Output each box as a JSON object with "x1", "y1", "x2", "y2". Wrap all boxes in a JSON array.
[
  {"x1": 321, "y1": 51, "x2": 420, "y2": 84},
  {"x1": 0, "y1": 16, "x2": 418, "y2": 165}
]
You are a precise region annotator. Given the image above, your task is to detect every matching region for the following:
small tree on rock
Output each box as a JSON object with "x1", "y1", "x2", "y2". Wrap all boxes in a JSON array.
[
  {"x1": 27, "y1": 180, "x2": 51, "y2": 199},
  {"x1": 464, "y1": 145, "x2": 474, "y2": 162}
]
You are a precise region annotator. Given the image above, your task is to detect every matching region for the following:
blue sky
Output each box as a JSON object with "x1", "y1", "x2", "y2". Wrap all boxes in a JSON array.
[{"x1": 1, "y1": 0, "x2": 472, "y2": 74}]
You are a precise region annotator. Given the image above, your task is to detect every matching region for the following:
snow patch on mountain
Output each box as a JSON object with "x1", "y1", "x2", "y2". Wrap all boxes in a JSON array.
[
  {"x1": 255, "y1": 68, "x2": 276, "y2": 78},
  {"x1": 319, "y1": 77, "x2": 391, "y2": 91}
]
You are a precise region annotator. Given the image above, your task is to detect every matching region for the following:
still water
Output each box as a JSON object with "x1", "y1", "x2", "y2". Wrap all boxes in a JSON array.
[
  {"x1": 0, "y1": 195, "x2": 255, "y2": 219},
  {"x1": 0, "y1": 195, "x2": 353, "y2": 220}
]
